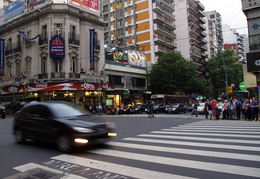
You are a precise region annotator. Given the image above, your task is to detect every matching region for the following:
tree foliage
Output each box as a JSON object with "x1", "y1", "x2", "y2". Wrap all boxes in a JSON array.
[
  {"x1": 207, "y1": 49, "x2": 243, "y2": 97},
  {"x1": 148, "y1": 51, "x2": 207, "y2": 95}
]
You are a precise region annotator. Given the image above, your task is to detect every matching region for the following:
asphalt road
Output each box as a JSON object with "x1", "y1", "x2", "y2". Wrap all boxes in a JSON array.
[{"x1": 1, "y1": 113, "x2": 260, "y2": 179}]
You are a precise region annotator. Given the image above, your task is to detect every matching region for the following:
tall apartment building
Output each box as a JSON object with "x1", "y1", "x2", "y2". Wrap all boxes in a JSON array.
[
  {"x1": 174, "y1": 0, "x2": 207, "y2": 77},
  {"x1": 101, "y1": 0, "x2": 176, "y2": 65},
  {"x1": 222, "y1": 25, "x2": 245, "y2": 60},
  {"x1": 205, "y1": 10, "x2": 223, "y2": 59}
]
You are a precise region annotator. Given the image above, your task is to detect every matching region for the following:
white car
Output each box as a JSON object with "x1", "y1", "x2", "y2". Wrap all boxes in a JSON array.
[{"x1": 197, "y1": 103, "x2": 206, "y2": 114}]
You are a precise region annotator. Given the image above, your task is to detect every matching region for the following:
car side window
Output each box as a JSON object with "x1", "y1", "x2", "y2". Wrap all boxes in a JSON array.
[{"x1": 22, "y1": 105, "x2": 51, "y2": 118}]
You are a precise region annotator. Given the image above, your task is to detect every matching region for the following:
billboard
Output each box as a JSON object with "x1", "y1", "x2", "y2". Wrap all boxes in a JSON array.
[
  {"x1": 26, "y1": 0, "x2": 47, "y2": 12},
  {"x1": 4, "y1": 0, "x2": 25, "y2": 22},
  {"x1": 0, "y1": 39, "x2": 5, "y2": 76},
  {"x1": 89, "y1": 29, "x2": 95, "y2": 70},
  {"x1": 105, "y1": 44, "x2": 146, "y2": 67},
  {"x1": 0, "y1": 9, "x2": 4, "y2": 25},
  {"x1": 68, "y1": 0, "x2": 99, "y2": 15}
]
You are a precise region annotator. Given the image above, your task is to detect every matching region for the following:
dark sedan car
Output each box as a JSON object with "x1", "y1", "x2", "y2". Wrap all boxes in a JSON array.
[
  {"x1": 165, "y1": 103, "x2": 187, "y2": 114},
  {"x1": 153, "y1": 104, "x2": 166, "y2": 114},
  {"x1": 130, "y1": 104, "x2": 148, "y2": 114},
  {"x1": 13, "y1": 102, "x2": 117, "y2": 152}
]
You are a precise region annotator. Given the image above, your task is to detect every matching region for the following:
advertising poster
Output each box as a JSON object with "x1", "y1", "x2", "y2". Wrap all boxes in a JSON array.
[
  {"x1": 0, "y1": 9, "x2": 4, "y2": 25},
  {"x1": 49, "y1": 35, "x2": 65, "y2": 58},
  {"x1": 26, "y1": 0, "x2": 46, "y2": 12},
  {"x1": 0, "y1": 39, "x2": 5, "y2": 76},
  {"x1": 105, "y1": 44, "x2": 146, "y2": 67},
  {"x1": 68, "y1": 0, "x2": 99, "y2": 15},
  {"x1": 4, "y1": 0, "x2": 25, "y2": 22}
]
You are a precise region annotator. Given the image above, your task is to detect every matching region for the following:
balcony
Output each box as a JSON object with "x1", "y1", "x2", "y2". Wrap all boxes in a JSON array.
[
  {"x1": 5, "y1": 43, "x2": 22, "y2": 56},
  {"x1": 51, "y1": 72, "x2": 65, "y2": 79},
  {"x1": 39, "y1": 32, "x2": 48, "y2": 46},
  {"x1": 68, "y1": 32, "x2": 80, "y2": 46},
  {"x1": 38, "y1": 73, "x2": 48, "y2": 79},
  {"x1": 69, "y1": 73, "x2": 80, "y2": 79}
]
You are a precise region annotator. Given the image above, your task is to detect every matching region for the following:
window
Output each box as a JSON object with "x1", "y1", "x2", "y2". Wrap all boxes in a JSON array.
[
  {"x1": 41, "y1": 57, "x2": 47, "y2": 74},
  {"x1": 109, "y1": 75, "x2": 122, "y2": 85},
  {"x1": 71, "y1": 57, "x2": 77, "y2": 73},
  {"x1": 54, "y1": 24, "x2": 62, "y2": 35},
  {"x1": 70, "y1": 25, "x2": 76, "y2": 39},
  {"x1": 132, "y1": 77, "x2": 145, "y2": 87},
  {"x1": 42, "y1": 25, "x2": 47, "y2": 39}
]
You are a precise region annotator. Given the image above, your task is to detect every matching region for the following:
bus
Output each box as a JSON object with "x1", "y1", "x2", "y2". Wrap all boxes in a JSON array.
[{"x1": 150, "y1": 94, "x2": 190, "y2": 105}]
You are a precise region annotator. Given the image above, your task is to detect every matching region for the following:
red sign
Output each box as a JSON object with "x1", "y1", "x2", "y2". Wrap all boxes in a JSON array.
[
  {"x1": 0, "y1": 82, "x2": 114, "y2": 94},
  {"x1": 68, "y1": 0, "x2": 99, "y2": 15}
]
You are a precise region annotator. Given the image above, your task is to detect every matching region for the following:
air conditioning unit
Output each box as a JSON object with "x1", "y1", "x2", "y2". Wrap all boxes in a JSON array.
[{"x1": 80, "y1": 68, "x2": 86, "y2": 73}]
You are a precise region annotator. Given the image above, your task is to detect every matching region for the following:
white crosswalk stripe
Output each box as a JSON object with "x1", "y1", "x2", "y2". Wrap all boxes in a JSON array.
[{"x1": 13, "y1": 120, "x2": 260, "y2": 179}]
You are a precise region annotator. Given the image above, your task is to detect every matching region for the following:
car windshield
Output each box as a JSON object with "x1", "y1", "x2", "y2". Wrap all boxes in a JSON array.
[
  {"x1": 198, "y1": 103, "x2": 205, "y2": 107},
  {"x1": 133, "y1": 105, "x2": 141, "y2": 108},
  {"x1": 172, "y1": 105, "x2": 178, "y2": 107},
  {"x1": 50, "y1": 103, "x2": 86, "y2": 118}
]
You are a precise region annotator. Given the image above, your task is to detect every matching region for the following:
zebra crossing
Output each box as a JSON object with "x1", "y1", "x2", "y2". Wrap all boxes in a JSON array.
[{"x1": 11, "y1": 120, "x2": 260, "y2": 179}]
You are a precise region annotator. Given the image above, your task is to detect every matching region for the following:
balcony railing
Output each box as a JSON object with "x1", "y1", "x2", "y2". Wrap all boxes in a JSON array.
[
  {"x1": 68, "y1": 32, "x2": 80, "y2": 46},
  {"x1": 38, "y1": 73, "x2": 48, "y2": 79},
  {"x1": 5, "y1": 43, "x2": 22, "y2": 55},
  {"x1": 69, "y1": 73, "x2": 80, "y2": 79},
  {"x1": 39, "y1": 32, "x2": 48, "y2": 46},
  {"x1": 51, "y1": 72, "x2": 65, "y2": 79}
]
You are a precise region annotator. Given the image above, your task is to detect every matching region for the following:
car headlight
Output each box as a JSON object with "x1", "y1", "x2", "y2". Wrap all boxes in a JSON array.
[
  {"x1": 173, "y1": 108, "x2": 177, "y2": 110},
  {"x1": 73, "y1": 127, "x2": 94, "y2": 133}
]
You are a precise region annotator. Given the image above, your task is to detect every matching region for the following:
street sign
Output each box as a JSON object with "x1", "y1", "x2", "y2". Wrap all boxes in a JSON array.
[
  {"x1": 123, "y1": 89, "x2": 130, "y2": 96},
  {"x1": 239, "y1": 82, "x2": 247, "y2": 90}
]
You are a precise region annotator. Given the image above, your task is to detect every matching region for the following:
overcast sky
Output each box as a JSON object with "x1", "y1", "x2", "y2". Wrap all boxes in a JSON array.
[{"x1": 199, "y1": 0, "x2": 248, "y2": 35}]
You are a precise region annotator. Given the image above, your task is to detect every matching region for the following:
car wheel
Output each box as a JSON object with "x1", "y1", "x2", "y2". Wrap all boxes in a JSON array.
[
  {"x1": 184, "y1": 110, "x2": 186, "y2": 113},
  {"x1": 14, "y1": 129, "x2": 25, "y2": 144},
  {"x1": 57, "y1": 135, "x2": 72, "y2": 153},
  {"x1": 2, "y1": 115, "x2": 5, "y2": 119}
]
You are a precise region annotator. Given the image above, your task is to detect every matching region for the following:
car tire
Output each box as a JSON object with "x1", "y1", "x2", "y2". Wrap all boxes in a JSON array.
[
  {"x1": 57, "y1": 135, "x2": 72, "y2": 153},
  {"x1": 2, "y1": 115, "x2": 5, "y2": 119},
  {"x1": 14, "y1": 129, "x2": 25, "y2": 144},
  {"x1": 184, "y1": 110, "x2": 186, "y2": 113}
]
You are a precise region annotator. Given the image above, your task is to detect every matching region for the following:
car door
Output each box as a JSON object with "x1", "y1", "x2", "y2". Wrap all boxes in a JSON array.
[{"x1": 30, "y1": 105, "x2": 58, "y2": 141}]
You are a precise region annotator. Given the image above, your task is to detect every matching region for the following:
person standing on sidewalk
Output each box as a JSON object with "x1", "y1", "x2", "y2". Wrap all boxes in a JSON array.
[
  {"x1": 251, "y1": 98, "x2": 259, "y2": 121},
  {"x1": 222, "y1": 100, "x2": 228, "y2": 120},
  {"x1": 235, "y1": 99, "x2": 242, "y2": 120},
  {"x1": 227, "y1": 100, "x2": 234, "y2": 120}
]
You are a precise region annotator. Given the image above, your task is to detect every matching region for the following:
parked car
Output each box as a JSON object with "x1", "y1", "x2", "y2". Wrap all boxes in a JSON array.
[
  {"x1": 153, "y1": 103, "x2": 166, "y2": 114},
  {"x1": 185, "y1": 103, "x2": 194, "y2": 112},
  {"x1": 123, "y1": 104, "x2": 132, "y2": 114},
  {"x1": 197, "y1": 102, "x2": 206, "y2": 114},
  {"x1": 130, "y1": 104, "x2": 148, "y2": 114},
  {"x1": 0, "y1": 106, "x2": 6, "y2": 119},
  {"x1": 165, "y1": 103, "x2": 187, "y2": 114},
  {"x1": 13, "y1": 102, "x2": 117, "y2": 152}
]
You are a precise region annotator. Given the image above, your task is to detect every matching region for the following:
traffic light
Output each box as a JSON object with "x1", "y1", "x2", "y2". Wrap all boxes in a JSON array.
[{"x1": 226, "y1": 86, "x2": 232, "y2": 94}]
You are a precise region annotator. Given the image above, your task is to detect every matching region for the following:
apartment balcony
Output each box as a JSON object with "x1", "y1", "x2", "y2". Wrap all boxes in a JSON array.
[
  {"x1": 154, "y1": 35, "x2": 165, "y2": 44},
  {"x1": 153, "y1": 2, "x2": 164, "y2": 14},
  {"x1": 5, "y1": 43, "x2": 22, "y2": 56},
  {"x1": 39, "y1": 32, "x2": 48, "y2": 46},
  {"x1": 68, "y1": 32, "x2": 80, "y2": 46},
  {"x1": 198, "y1": 9, "x2": 205, "y2": 17},
  {"x1": 201, "y1": 31, "x2": 207, "y2": 37},
  {"x1": 69, "y1": 73, "x2": 81, "y2": 80},
  {"x1": 199, "y1": 23, "x2": 206, "y2": 30},
  {"x1": 38, "y1": 73, "x2": 48, "y2": 79},
  {"x1": 199, "y1": 17, "x2": 206, "y2": 24},
  {"x1": 188, "y1": 5, "x2": 197, "y2": 16},
  {"x1": 188, "y1": 13, "x2": 198, "y2": 23},
  {"x1": 154, "y1": 23, "x2": 165, "y2": 35},
  {"x1": 51, "y1": 72, "x2": 65, "y2": 79},
  {"x1": 154, "y1": 44, "x2": 165, "y2": 53}
]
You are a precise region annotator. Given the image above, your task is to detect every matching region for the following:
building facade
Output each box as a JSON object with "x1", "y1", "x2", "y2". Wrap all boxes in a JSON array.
[
  {"x1": 205, "y1": 10, "x2": 223, "y2": 59},
  {"x1": 241, "y1": 0, "x2": 260, "y2": 95},
  {"x1": 0, "y1": 1, "x2": 148, "y2": 107},
  {"x1": 222, "y1": 25, "x2": 246, "y2": 60},
  {"x1": 174, "y1": 0, "x2": 207, "y2": 77},
  {"x1": 101, "y1": 0, "x2": 176, "y2": 65}
]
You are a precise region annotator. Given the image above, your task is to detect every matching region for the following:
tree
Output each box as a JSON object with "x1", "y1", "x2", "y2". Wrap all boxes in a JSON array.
[
  {"x1": 207, "y1": 49, "x2": 243, "y2": 98},
  {"x1": 148, "y1": 51, "x2": 207, "y2": 95}
]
